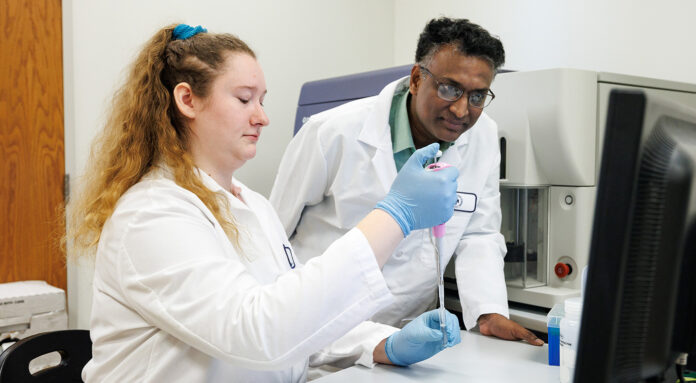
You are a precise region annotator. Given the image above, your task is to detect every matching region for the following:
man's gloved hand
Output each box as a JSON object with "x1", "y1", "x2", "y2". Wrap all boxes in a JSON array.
[
  {"x1": 375, "y1": 143, "x2": 459, "y2": 237},
  {"x1": 384, "y1": 309, "x2": 461, "y2": 366}
]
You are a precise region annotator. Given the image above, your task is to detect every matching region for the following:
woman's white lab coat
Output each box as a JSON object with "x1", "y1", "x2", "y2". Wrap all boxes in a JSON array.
[
  {"x1": 270, "y1": 77, "x2": 508, "y2": 331},
  {"x1": 82, "y1": 168, "x2": 397, "y2": 382}
]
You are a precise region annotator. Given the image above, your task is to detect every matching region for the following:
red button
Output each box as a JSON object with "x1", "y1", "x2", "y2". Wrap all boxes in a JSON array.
[{"x1": 555, "y1": 262, "x2": 571, "y2": 278}]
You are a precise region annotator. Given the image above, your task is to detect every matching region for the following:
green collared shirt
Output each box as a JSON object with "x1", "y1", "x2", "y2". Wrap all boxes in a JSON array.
[{"x1": 388, "y1": 81, "x2": 453, "y2": 172}]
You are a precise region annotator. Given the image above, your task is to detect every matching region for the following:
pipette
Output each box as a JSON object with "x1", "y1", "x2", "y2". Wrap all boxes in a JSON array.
[{"x1": 425, "y1": 151, "x2": 451, "y2": 347}]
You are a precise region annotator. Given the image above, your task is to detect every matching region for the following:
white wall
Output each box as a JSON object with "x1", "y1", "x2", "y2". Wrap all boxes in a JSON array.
[
  {"x1": 63, "y1": 0, "x2": 395, "y2": 328},
  {"x1": 394, "y1": 0, "x2": 696, "y2": 85}
]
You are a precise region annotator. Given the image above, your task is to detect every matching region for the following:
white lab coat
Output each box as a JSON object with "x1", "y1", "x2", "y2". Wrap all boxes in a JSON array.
[
  {"x1": 82, "y1": 167, "x2": 397, "y2": 383},
  {"x1": 270, "y1": 77, "x2": 508, "y2": 331}
]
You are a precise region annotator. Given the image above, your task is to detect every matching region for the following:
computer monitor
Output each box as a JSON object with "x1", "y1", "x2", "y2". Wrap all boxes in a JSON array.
[{"x1": 574, "y1": 89, "x2": 696, "y2": 382}]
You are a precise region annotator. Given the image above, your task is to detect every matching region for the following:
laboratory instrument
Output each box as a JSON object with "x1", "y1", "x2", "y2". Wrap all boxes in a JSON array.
[
  {"x1": 480, "y1": 69, "x2": 696, "y2": 331},
  {"x1": 426, "y1": 154, "x2": 450, "y2": 347},
  {"x1": 293, "y1": 65, "x2": 412, "y2": 134}
]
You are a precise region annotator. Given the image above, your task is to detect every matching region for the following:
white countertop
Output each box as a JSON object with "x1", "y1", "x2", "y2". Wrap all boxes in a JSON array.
[{"x1": 316, "y1": 331, "x2": 560, "y2": 382}]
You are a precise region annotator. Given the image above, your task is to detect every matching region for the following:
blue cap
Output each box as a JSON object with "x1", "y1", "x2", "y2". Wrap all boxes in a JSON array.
[{"x1": 172, "y1": 24, "x2": 207, "y2": 40}]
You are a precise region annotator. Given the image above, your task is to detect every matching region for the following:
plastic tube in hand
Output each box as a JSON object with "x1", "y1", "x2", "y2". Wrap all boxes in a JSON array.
[
  {"x1": 426, "y1": 160, "x2": 452, "y2": 347},
  {"x1": 385, "y1": 309, "x2": 461, "y2": 366}
]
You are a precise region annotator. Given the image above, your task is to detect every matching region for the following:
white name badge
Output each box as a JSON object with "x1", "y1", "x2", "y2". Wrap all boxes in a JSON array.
[{"x1": 455, "y1": 192, "x2": 477, "y2": 212}]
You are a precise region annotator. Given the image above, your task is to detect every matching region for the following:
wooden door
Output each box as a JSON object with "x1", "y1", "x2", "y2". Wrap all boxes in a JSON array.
[{"x1": 0, "y1": 0, "x2": 65, "y2": 290}]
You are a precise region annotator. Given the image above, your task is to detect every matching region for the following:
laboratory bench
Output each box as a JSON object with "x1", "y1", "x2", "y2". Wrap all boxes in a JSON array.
[{"x1": 316, "y1": 330, "x2": 560, "y2": 382}]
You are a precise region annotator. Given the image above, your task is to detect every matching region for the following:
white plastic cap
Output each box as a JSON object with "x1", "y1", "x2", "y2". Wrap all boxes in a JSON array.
[{"x1": 564, "y1": 297, "x2": 583, "y2": 321}]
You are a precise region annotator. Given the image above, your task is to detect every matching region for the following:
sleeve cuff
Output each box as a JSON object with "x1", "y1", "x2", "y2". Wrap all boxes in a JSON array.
[
  {"x1": 462, "y1": 303, "x2": 509, "y2": 331},
  {"x1": 354, "y1": 323, "x2": 399, "y2": 368}
]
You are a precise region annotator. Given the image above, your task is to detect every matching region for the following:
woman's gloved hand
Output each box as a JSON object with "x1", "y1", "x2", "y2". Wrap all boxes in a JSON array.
[
  {"x1": 384, "y1": 309, "x2": 461, "y2": 366},
  {"x1": 375, "y1": 143, "x2": 459, "y2": 237}
]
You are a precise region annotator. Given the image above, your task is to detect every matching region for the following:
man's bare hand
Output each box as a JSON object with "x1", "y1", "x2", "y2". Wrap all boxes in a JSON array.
[{"x1": 477, "y1": 313, "x2": 544, "y2": 346}]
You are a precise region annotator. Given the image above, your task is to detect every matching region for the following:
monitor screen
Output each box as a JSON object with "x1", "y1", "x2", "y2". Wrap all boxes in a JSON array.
[{"x1": 574, "y1": 89, "x2": 696, "y2": 382}]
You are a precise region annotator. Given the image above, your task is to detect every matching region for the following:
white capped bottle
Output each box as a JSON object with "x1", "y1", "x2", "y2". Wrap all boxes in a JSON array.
[{"x1": 559, "y1": 297, "x2": 583, "y2": 383}]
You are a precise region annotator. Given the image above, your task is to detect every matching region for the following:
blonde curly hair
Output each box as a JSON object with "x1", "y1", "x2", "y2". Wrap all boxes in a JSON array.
[{"x1": 68, "y1": 24, "x2": 255, "y2": 256}]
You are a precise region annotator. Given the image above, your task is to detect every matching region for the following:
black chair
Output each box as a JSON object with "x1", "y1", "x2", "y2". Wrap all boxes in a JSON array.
[{"x1": 0, "y1": 330, "x2": 92, "y2": 383}]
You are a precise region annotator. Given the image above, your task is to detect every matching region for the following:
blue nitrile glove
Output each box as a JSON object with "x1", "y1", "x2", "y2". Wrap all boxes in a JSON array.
[
  {"x1": 385, "y1": 309, "x2": 462, "y2": 366},
  {"x1": 375, "y1": 143, "x2": 459, "y2": 237}
]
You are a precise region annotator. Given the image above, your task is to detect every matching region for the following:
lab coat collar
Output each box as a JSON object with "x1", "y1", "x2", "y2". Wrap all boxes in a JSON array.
[
  {"x1": 148, "y1": 164, "x2": 250, "y2": 212},
  {"x1": 195, "y1": 169, "x2": 250, "y2": 210},
  {"x1": 357, "y1": 76, "x2": 409, "y2": 150},
  {"x1": 194, "y1": 168, "x2": 276, "y2": 263}
]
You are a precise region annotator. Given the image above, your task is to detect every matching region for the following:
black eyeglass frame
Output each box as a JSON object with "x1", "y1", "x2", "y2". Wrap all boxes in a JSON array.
[{"x1": 418, "y1": 65, "x2": 496, "y2": 109}]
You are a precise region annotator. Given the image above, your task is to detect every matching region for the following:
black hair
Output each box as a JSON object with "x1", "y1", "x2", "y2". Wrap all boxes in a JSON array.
[{"x1": 415, "y1": 17, "x2": 505, "y2": 71}]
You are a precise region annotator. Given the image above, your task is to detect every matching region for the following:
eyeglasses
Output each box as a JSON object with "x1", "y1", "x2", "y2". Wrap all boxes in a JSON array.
[{"x1": 419, "y1": 66, "x2": 495, "y2": 109}]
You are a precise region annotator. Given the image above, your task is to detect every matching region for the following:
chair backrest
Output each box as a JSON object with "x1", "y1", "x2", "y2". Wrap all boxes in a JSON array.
[{"x1": 0, "y1": 330, "x2": 92, "y2": 383}]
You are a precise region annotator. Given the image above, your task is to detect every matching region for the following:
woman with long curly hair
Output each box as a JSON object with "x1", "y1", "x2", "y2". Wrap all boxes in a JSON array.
[{"x1": 69, "y1": 24, "x2": 461, "y2": 382}]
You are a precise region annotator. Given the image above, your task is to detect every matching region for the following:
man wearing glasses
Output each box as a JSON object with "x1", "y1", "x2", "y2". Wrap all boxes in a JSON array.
[{"x1": 271, "y1": 17, "x2": 543, "y2": 361}]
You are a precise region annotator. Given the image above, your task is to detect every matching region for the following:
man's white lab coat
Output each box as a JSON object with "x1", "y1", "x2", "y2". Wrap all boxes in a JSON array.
[{"x1": 270, "y1": 77, "x2": 508, "y2": 331}]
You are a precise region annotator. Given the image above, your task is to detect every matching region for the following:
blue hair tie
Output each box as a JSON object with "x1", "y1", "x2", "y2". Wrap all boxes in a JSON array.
[{"x1": 172, "y1": 24, "x2": 207, "y2": 40}]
